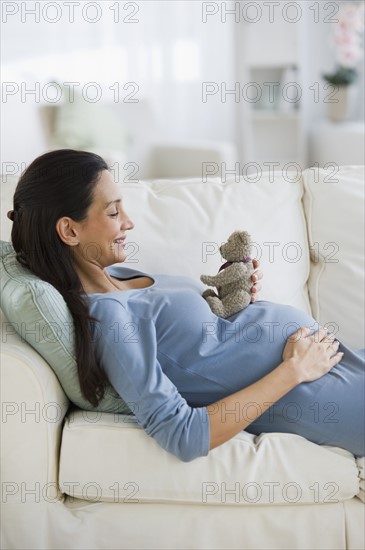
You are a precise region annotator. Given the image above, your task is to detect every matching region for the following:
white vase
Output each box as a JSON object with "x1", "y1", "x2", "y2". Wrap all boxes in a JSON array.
[{"x1": 327, "y1": 85, "x2": 358, "y2": 123}]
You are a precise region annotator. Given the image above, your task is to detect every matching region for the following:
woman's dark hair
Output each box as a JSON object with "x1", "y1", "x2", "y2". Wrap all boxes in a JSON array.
[{"x1": 11, "y1": 149, "x2": 110, "y2": 407}]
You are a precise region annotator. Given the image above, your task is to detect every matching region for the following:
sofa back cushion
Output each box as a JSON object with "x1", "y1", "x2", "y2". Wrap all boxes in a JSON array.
[
  {"x1": 1, "y1": 174, "x2": 18, "y2": 243},
  {"x1": 0, "y1": 171, "x2": 312, "y2": 312},
  {"x1": 119, "y1": 174, "x2": 312, "y2": 313},
  {"x1": 302, "y1": 165, "x2": 364, "y2": 350}
]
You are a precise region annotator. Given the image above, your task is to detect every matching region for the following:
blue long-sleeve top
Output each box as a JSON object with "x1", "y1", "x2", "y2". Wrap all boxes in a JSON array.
[
  {"x1": 83, "y1": 264, "x2": 365, "y2": 460},
  {"x1": 84, "y1": 265, "x2": 211, "y2": 462}
]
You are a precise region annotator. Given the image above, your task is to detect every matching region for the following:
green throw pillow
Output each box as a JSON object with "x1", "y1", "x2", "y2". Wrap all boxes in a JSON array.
[{"x1": 0, "y1": 241, "x2": 131, "y2": 414}]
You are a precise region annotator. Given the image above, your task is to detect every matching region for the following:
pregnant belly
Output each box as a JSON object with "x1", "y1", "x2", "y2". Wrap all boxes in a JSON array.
[{"x1": 170, "y1": 300, "x2": 320, "y2": 394}]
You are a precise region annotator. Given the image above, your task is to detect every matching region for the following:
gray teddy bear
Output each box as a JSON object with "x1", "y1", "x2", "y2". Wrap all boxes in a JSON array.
[{"x1": 200, "y1": 231, "x2": 255, "y2": 319}]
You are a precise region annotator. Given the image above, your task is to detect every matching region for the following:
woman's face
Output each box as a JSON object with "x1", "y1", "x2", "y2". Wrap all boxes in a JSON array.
[{"x1": 68, "y1": 170, "x2": 135, "y2": 268}]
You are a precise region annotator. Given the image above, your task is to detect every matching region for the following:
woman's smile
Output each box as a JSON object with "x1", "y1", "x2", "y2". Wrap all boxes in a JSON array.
[{"x1": 113, "y1": 235, "x2": 127, "y2": 246}]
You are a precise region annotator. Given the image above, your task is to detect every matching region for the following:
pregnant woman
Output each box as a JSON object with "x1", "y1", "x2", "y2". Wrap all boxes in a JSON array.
[{"x1": 8, "y1": 149, "x2": 364, "y2": 461}]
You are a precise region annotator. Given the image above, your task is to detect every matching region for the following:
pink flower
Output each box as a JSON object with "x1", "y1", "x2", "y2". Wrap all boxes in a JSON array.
[{"x1": 328, "y1": 2, "x2": 364, "y2": 69}]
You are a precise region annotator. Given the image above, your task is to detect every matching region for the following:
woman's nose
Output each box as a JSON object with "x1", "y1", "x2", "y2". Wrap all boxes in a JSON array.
[{"x1": 121, "y1": 213, "x2": 134, "y2": 230}]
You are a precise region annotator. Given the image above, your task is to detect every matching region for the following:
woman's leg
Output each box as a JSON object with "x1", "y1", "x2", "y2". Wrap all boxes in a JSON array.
[{"x1": 246, "y1": 342, "x2": 365, "y2": 458}]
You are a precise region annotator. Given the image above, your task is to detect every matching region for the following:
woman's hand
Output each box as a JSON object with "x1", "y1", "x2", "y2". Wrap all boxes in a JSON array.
[
  {"x1": 250, "y1": 259, "x2": 262, "y2": 303},
  {"x1": 282, "y1": 326, "x2": 344, "y2": 383}
]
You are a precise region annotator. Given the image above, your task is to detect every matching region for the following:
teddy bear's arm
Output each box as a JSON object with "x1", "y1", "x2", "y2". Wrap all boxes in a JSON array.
[{"x1": 201, "y1": 263, "x2": 248, "y2": 287}]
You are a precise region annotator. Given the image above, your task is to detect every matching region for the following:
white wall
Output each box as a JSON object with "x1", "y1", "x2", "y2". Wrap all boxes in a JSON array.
[
  {"x1": 1, "y1": 0, "x2": 364, "y2": 175},
  {"x1": 1, "y1": 1, "x2": 237, "y2": 175}
]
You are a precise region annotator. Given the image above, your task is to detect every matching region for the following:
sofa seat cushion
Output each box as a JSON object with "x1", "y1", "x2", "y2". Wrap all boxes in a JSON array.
[{"x1": 59, "y1": 409, "x2": 360, "y2": 506}]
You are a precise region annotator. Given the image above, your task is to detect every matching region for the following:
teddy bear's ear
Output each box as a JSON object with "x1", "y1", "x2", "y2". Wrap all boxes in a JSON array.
[
  {"x1": 229, "y1": 230, "x2": 241, "y2": 240},
  {"x1": 228, "y1": 230, "x2": 252, "y2": 243},
  {"x1": 236, "y1": 231, "x2": 251, "y2": 242}
]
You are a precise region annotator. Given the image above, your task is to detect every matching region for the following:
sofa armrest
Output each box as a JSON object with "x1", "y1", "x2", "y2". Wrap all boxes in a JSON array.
[{"x1": 1, "y1": 312, "x2": 69, "y2": 503}]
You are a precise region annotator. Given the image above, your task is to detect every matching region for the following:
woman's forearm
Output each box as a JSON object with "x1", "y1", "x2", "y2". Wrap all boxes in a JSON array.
[{"x1": 208, "y1": 359, "x2": 300, "y2": 450}]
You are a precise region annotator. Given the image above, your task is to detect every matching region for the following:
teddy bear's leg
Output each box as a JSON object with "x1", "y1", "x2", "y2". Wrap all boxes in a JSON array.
[
  {"x1": 202, "y1": 288, "x2": 218, "y2": 299},
  {"x1": 205, "y1": 296, "x2": 228, "y2": 318}
]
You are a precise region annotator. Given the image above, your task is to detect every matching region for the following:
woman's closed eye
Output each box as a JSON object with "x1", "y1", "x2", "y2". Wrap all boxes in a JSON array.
[{"x1": 109, "y1": 212, "x2": 119, "y2": 218}]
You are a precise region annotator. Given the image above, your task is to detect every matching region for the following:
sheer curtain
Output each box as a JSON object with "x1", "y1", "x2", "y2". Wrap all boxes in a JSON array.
[{"x1": 1, "y1": 0, "x2": 236, "y2": 170}]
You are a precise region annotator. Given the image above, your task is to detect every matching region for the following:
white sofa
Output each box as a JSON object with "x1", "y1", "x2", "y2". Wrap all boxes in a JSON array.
[{"x1": 1, "y1": 165, "x2": 364, "y2": 550}]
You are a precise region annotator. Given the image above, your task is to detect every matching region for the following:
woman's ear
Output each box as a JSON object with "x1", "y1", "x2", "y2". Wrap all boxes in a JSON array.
[{"x1": 56, "y1": 217, "x2": 80, "y2": 246}]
